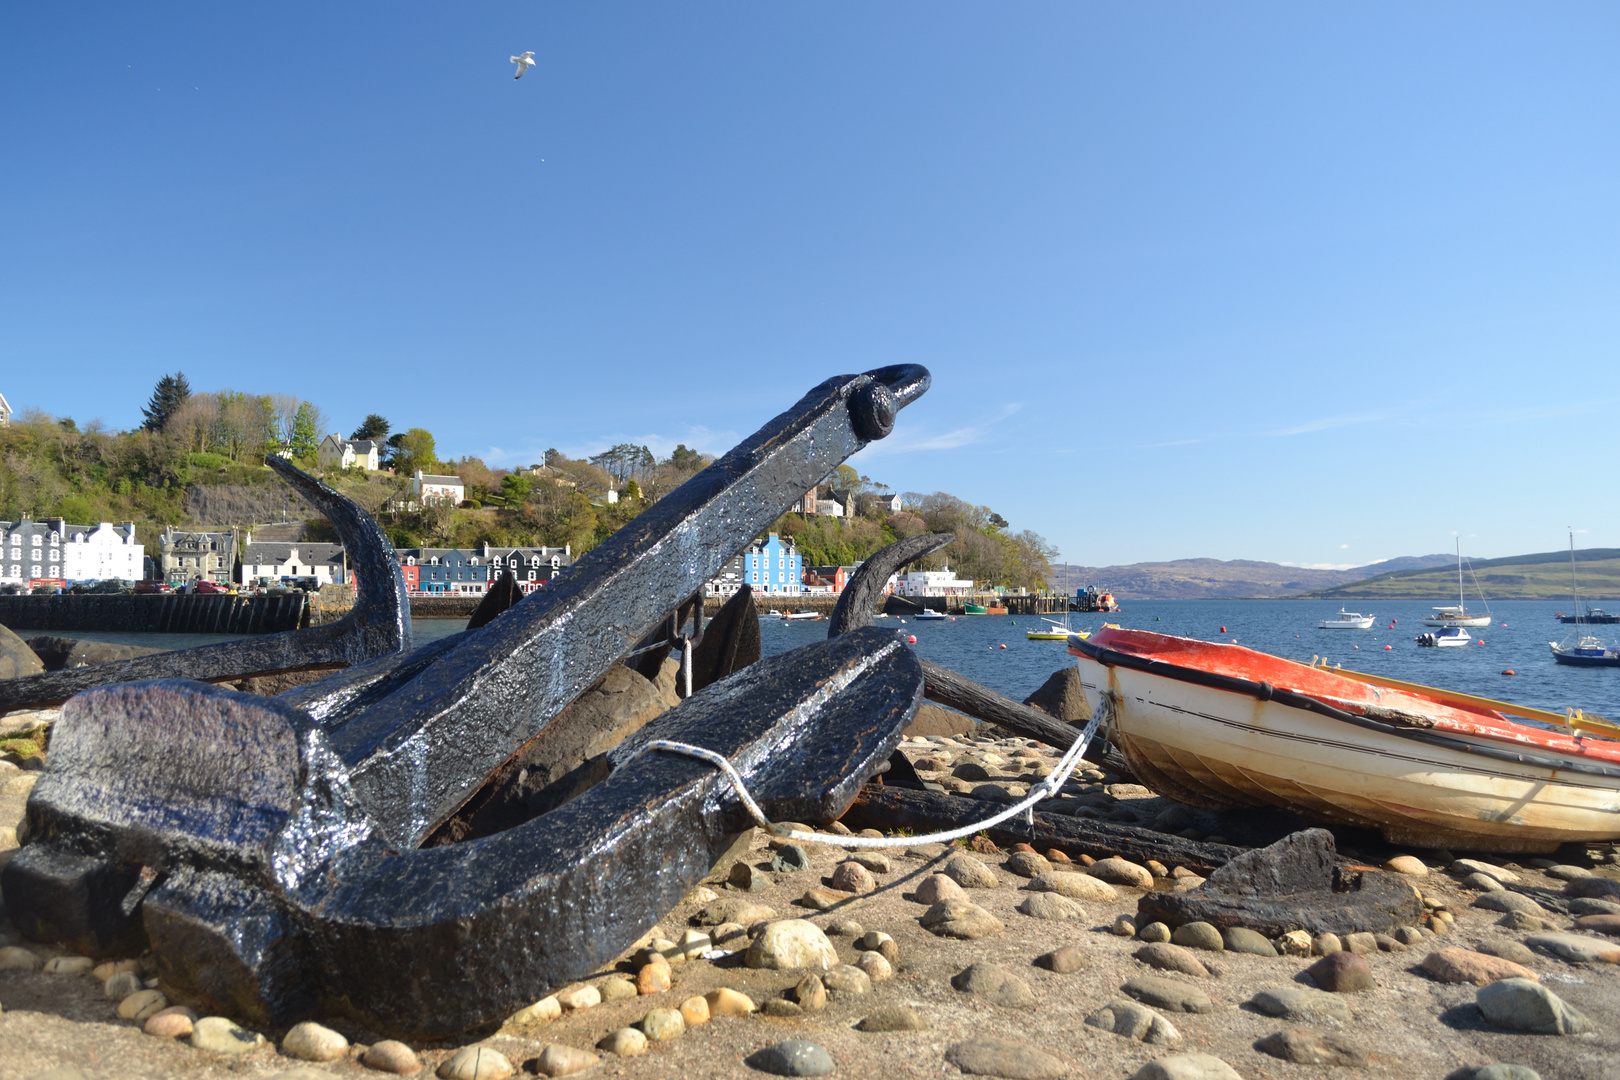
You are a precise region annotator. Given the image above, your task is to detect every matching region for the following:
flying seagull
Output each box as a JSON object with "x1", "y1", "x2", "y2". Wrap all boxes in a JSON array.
[{"x1": 511, "y1": 51, "x2": 537, "y2": 80}]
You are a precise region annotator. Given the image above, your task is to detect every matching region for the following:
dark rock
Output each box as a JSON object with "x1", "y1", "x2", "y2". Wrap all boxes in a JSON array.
[
  {"x1": 1255, "y1": 1028, "x2": 1367, "y2": 1066},
  {"x1": 745, "y1": 1040, "x2": 836, "y2": 1077},
  {"x1": 1305, "y1": 951, "x2": 1374, "y2": 993},
  {"x1": 1036, "y1": 946, "x2": 1085, "y2": 973},
  {"x1": 1563, "y1": 875, "x2": 1620, "y2": 901},
  {"x1": 25, "y1": 635, "x2": 160, "y2": 671},
  {"x1": 772, "y1": 844, "x2": 812, "y2": 873},
  {"x1": 1023, "y1": 667, "x2": 1092, "y2": 723},
  {"x1": 944, "y1": 1039, "x2": 1066, "y2": 1080},
  {"x1": 951, "y1": 962, "x2": 1037, "y2": 1009},
  {"x1": 904, "y1": 702, "x2": 978, "y2": 738}
]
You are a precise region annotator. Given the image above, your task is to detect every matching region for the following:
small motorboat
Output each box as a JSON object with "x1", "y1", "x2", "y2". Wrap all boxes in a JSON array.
[
  {"x1": 913, "y1": 609, "x2": 947, "y2": 621},
  {"x1": 1070, "y1": 626, "x2": 1620, "y2": 853},
  {"x1": 780, "y1": 611, "x2": 823, "y2": 621},
  {"x1": 1320, "y1": 609, "x2": 1376, "y2": 630},
  {"x1": 1417, "y1": 627, "x2": 1471, "y2": 648},
  {"x1": 962, "y1": 602, "x2": 988, "y2": 615},
  {"x1": 1550, "y1": 635, "x2": 1620, "y2": 667}
]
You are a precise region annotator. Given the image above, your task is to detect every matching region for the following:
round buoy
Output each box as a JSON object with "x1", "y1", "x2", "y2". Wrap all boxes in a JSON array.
[
  {"x1": 1230, "y1": 639, "x2": 1237, "y2": 644},
  {"x1": 1220, "y1": 626, "x2": 1227, "y2": 633},
  {"x1": 1391, "y1": 619, "x2": 1397, "y2": 625},
  {"x1": 950, "y1": 617, "x2": 956, "y2": 622},
  {"x1": 1502, "y1": 669, "x2": 1516, "y2": 676},
  {"x1": 999, "y1": 644, "x2": 1007, "y2": 650},
  {"x1": 907, "y1": 635, "x2": 917, "y2": 644},
  {"x1": 1384, "y1": 645, "x2": 1392, "y2": 650},
  {"x1": 1353, "y1": 645, "x2": 1359, "y2": 650}
]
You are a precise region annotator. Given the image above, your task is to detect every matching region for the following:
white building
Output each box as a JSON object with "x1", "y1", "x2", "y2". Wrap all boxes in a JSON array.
[
  {"x1": 0, "y1": 391, "x2": 11, "y2": 427},
  {"x1": 317, "y1": 435, "x2": 381, "y2": 471},
  {"x1": 895, "y1": 567, "x2": 974, "y2": 598},
  {"x1": 61, "y1": 522, "x2": 143, "y2": 582},
  {"x1": 240, "y1": 539, "x2": 347, "y2": 586},
  {"x1": 410, "y1": 470, "x2": 465, "y2": 505}
]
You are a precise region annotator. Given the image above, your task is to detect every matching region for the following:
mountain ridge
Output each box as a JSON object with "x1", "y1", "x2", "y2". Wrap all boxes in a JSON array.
[{"x1": 1046, "y1": 554, "x2": 1454, "y2": 600}]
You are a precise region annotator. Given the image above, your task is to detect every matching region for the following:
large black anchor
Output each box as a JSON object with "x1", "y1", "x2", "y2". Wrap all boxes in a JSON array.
[{"x1": 2, "y1": 367, "x2": 929, "y2": 1039}]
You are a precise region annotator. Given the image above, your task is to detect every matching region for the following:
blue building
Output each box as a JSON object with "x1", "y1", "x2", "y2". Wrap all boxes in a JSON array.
[{"x1": 741, "y1": 533, "x2": 801, "y2": 596}]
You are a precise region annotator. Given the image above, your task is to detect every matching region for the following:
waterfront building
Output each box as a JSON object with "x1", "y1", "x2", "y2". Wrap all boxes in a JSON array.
[
  {"x1": 481, "y1": 543, "x2": 571, "y2": 593},
  {"x1": 61, "y1": 522, "x2": 143, "y2": 582},
  {"x1": 398, "y1": 542, "x2": 572, "y2": 596},
  {"x1": 741, "y1": 534, "x2": 801, "y2": 596},
  {"x1": 704, "y1": 553, "x2": 746, "y2": 599},
  {"x1": 1, "y1": 519, "x2": 64, "y2": 584},
  {"x1": 895, "y1": 567, "x2": 973, "y2": 599},
  {"x1": 240, "y1": 537, "x2": 348, "y2": 586},
  {"x1": 0, "y1": 391, "x2": 11, "y2": 427},
  {"x1": 317, "y1": 435, "x2": 381, "y2": 471},
  {"x1": 159, "y1": 527, "x2": 237, "y2": 587}
]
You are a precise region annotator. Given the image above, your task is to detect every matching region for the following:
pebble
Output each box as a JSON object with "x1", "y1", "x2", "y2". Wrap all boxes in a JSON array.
[
  {"x1": 598, "y1": 1027, "x2": 648, "y2": 1056},
  {"x1": 823, "y1": 963, "x2": 872, "y2": 995},
  {"x1": 1463, "y1": 872, "x2": 1506, "y2": 892},
  {"x1": 856, "y1": 1004, "x2": 929, "y2": 1032},
  {"x1": 116, "y1": 989, "x2": 168, "y2": 1021},
  {"x1": 746, "y1": 919, "x2": 838, "y2": 970},
  {"x1": 1525, "y1": 931, "x2": 1620, "y2": 964},
  {"x1": 636, "y1": 963, "x2": 671, "y2": 995},
  {"x1": 695, "y1": 899, "x2": 776, "y2": 926},
  {"x1": 1476, "y1": 977, "x2": 1591, "y2": 1034},
  {"x1": 362, "y1": 1039, "x2": 422, "y2": 1074},
  {"x1": 1084, "y1": 998, "x2": 1183, "y2": 1046},
  {"x1": 712, "y1": 921, "x2": 749, "y2": 946},
  {"x1": 705, "y1": 987, "x2": 758, "y2": 1016},
  {"x1": 953, "y1": 761, "x2": 992, "y2": 781},
  {"x1": 1394, "y1": 925, "x2": 1427, "y2": 945},
  {"x1": 952, "y1": 962, "x2": 1037, "y2": 1009},
  {"x1": 1475, "y1": 939, "x2": 1537, "y2": 966},
  {"x1": 1306, "y1": 951, "x2": 1374, "y2": 992},
  {"x1": 679, "y1": 928, "x2": 711, "y2": 959},
  {"x1": 800, "y1": 886, "x2": 857, "y2": 910},
  {"x1": 43, "y1": 956, "x2": 94, "y2": 975},
  {"x1": 685, "y1": 885, "x2": 720, "y2": 903},
  {"x1": 1569, "y1": 896, "x2": 1620, "y2": 916},
  {"x1": 1455, "y1": 859, "x2": 1520, "y2": 883},
  {"x1": 907, "y1": 843, "x2": 949, "y2": 859},
  {"x1": 943, "y1": 853, "x2": 1000, "y2": 889},
  {"x1": 1145, "y1": 859, "x2": 1170, "y2": 877},
  {"x1": 1312, "y1": 933, "x2": 1343, "y2": 956},
  {"x1": 1255, "y1": 1029, "x2": 1367, "y2": 1066},
  {"x1": 745, "y1": 1040, "x2": 837, "y2": 1077},
  {"x1": 1171, "y1": 921, "x2": 1224, "y2": 952},
  {"x1": 825, "y1": 918, "x2": 864, "y2": 937},
  {"x1": 1496, "y1": 910, "x2": 1553, "y2": 932},
  {"x1": 1421, "y1": 948, "x2": 1538, "y2": 986},
  {"x1": 437, "y1": 1046, "x2": 513, "y2": 1080},
  {"x1": 856, "y1": 951, "x2": 892, "y2": 981},
  {"x1": 679, "y1": 994, "x2": 710, "y2": 1026},
  {"x1": 278, "y1": 1021, "x2": 349, "y2": 1062},
  {"x1": 854, "y1": 930, "x2": 898, "y2": 960},
  {"x1": 1038, "y1": 945, "x2": 1085, "y2": 973},
  {"x1": 1128, "y1": 1053, "x2": 1243, "y2": 1080},
  {"x1": 1545, "y1": 864, "x2": 1591, "y2": 881},
  {"x1": 92, "y1": 959, "x2": 140, "y2": 981},
  {"x1": 1026, "y1": 870, "x2": 1117, "y2": 902},
  {"x1": 1574, "y1": 913, "x2": 1620, "y2": 936},
  {"x1": 847, "y1": 851, "x2": 891, "y2": 874},
  {"x1": 945, "y1": 1038, "x2": 1068, "y2": 1079},
  {"x1": 920, "y1": 898, "x2": 1003, "y2": 939},
  {"x1": 771, "y1": 844, "x2": 813, "y2": 873},
  {"x1": 830, "y1": 861, "x2": 877, "y2": 893},
  {"x1": 191, "y1": 1016, "x2": 266, "y2": 1054},
  {"x1": 1385, "y1": 855, "x2": 1429, "y2": 876},
  {"x1": 1133, "y1": 943, "x2": 1210, "y2": 977},
  {"x1": 1122, "y1": 975, "x2": 1215, "y2": 1013},
  {"x1": 791, "y1": 975, "x2": 827, "y2": 1012},
  {"x1": 555, "y1": 984, "x2": 601, "y2": 1011},
  {"x1": 1342, "y1": 931, "x2": 1379, "y2": 955},
  {"x1": 730, "y1": 862, "x2": 772, "y2": 891},
  {"x1": 1249, "y1": 985, "x2": 1353, "y2": 1023},
  {"x1": 761, "y1": 999, "x2": 803, "y2": 1018},
  {"x1": 1137, "y1": 921, "x2": 1172, "y2": 944},
  {"x1": 1087, "y1": 856, "x2": 1155, "y2": 888},
  {"x1": 1004, "y1": 851, "x2": 1051, "y2": 878},
  {"x1": 104, "y1": 971, "x2": 142, "y2": 999},
  {"x1": 1277, "y1": 930, "x2": 1313, "y2": 956},
  {"x1": 532, "y1": 1044, "x2": 600, "y2": 1077},
  {"x1": 1015, "y1": 891, "x2": 1086, "y2": 922},
  {"x1": 594, "y1": 976, "x2": 635, "y2": 1002},
  {"x1": 1222, "y1": 927, "x2": 1277, "y2": 956},
  {"x1": 143, "y1": 1007, "x2": 197, "y2": 1039},
  {"x1": 641, "y1": 1007, "x2": 685, "y2": 1041},
  {"x1": 1112, "y1": 914, "x2": 1137, "y2": 937}
]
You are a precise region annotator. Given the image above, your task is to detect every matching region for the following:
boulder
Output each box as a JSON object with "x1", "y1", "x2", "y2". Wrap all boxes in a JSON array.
[
  {"x1": 0, "y1": 624, "x2": 45, "y2": 679},
  {"x1": 1022, "y1": 667, "x2": 1092, "y2": 723}
]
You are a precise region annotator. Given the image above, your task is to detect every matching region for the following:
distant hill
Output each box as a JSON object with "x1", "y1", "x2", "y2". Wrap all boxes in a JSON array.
[
  {"x1": 1047, "y1": 554, "x2": 1454, "y2": 600},
  {"x1": 1305, "y1": 548, "x2": 1620, "y2": 601}
]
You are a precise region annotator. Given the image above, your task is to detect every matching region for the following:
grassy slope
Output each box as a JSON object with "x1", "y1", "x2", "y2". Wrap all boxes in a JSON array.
[{"x1": 1305, "y1": 548, "x2": 1620, "y2": 600}]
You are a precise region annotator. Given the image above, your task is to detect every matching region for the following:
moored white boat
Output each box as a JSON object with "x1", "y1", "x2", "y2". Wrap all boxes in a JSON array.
[
  {"x1": 1417, "y1": 626, "x2": 1471, "y2": 648},
  {"x1": 912, "y1": 609, "x2": 947, "y2": 621},
  {"x1": 1069, "y1": 627, "x2": 1620, "y2": 853},
  {"x1": 1319, "y1": 609, "x2": 1375, "y2": 630},
  {"x1": 1422, "y1": 540, "x2": 1493, "y2": 627}
]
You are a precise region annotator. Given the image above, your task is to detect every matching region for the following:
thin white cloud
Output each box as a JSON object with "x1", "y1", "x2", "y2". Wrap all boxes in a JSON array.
[{"x1": 1265, "y1": 411, "x2": 1393, "y2": 438}]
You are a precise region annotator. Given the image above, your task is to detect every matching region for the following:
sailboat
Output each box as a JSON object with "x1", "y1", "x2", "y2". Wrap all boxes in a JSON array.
[
  {"x1": 1422, "y1": 539, "x2": 1492, "y2": 628},
  {"x1": 1028, "y1": 565, "x2": 1088, "y2": 640},
  {"x1": 1550, "y1": 530, "x2": 1619, "y2": 667}
]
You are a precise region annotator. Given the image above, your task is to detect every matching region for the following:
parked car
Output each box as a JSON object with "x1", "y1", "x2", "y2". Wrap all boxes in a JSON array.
[
  {"x1": 192, "y1": 580, "x2": 230, "y2": 595},
  {"x1": 135, "y1": 580, "x2": 175, "y2": 594}
]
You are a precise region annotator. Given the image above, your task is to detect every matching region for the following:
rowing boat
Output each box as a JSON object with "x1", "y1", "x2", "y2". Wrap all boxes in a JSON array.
[{"x1": 1068, "y1": 627, "x2": 1620, "y2": 853}]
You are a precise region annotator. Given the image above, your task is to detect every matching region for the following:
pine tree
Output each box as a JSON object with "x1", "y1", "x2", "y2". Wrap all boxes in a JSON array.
[
  {"x1": 351, "y1": 414, "x2": 390, "y2": 442},
  {"x1": 141, "y1": 372, "x2": 192, "y2": 432},
  {"x1": 289, "y1": 402, "x2": 321, "y2": 458}
]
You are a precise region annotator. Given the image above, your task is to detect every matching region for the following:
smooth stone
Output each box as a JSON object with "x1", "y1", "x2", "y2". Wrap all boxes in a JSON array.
[
  {"x1": 823, "y1": 964, "x2": 872, "y2": 995},
  {"x1": 1306, "y1": 951, "x2": 1374, "y2": 992},
  {"x1": 1464, "y1": 872, "x2": 1506, "y2": 892},
  {"x1": 945, "y1": 1038, "x2": 1068, "y2": 1079},
  {"x1": 92, "y1": 959, "x2": 140, "y2": 981},
  {"x1": 1255, "y1": 1029, "x2": 1367, "y2": 1066},
  {"x1": 942, "y1": 853, "x2": 1000, "y2": 889},
  {"x1": 684, "y1": 885, "x2": 720, "y2": 903},
  {"x1": 857, "y1": 1005, "x2": 929, "y2": 1032},
  {"x1": 952, "y1": 761, "x2": 991, "y2": 781},
  {"x1": 277, "y1": 1020, "x2": 348, "y2": 1062},
  {"x1": 1122, "y1": 976, "x2": 1214, "y2": 1013},
  {"x1": 1128, "y1": 1054, "x2": 1243, "y2": 1080},
  {"x1": 730, "y1": 862, "x2": 772, "y2": 891},
  {"x1": 1249, "y1": 985, "x2": 1353, "y2": 1023},
  {"x1": 104, "y1": 971, "x2": 143, "y2": 999},
  {"x1": 1004, "y1": 851, "x2": 1052, "y2": 878},
  {"x1": 679, "y1": 928, "x2": 711, "y2": 959},
  {"x1": 1496, "y1": 910, "x2": 1553, "y2": 932},
  {"x1": 43, "y1": 956, "x2": 94, "y2": 975},
  {"x1": 712, "y1": 921, "x2": 749, "y2": 946},
  {"x1": 800, "y1": 886, "x2": 858, "y2": 910},
  {"x1": 771, "y1": 844, "x2": 812, "y2": 873},
  {"x1": 509, "y1": 994, "x2": 563, "y2": 1025},
  {"x1": 907, "y1": 843, "x2": 948, "y2": 860},
  {"x1": 1038, "y1": 945, "x2": 1085, "y2": 973},
  {"x1": 695, "y1": 899, "x2": 777, "y2": 926},
  {"x1": 830, "y1": 861, "x2": 877, "y2": 894},
  {"x1": 1113, "y1": 914, "x2": 1137, "y2": 937},
  {"x1": 115, "y1": 989, "x2": 167, "y2": 1021},
  {"x1": 1476, "y1": 939, "x2": 1538, "y2": 966},
  {"x1": 1171, "y1": 921, "x2": 1224, "y2": 952},
  {"x1": 1222, "y1": 927, "x2": 1277, "y2": 956},
  {"x1": 532, "y1": 1044, "x2": 600, "y2": 1077},
  {"x1": 1312, "y1": 933, "x2": 1342, "y2": 956},
  {"x1": 706, "y1": 987, "x2": 758, "y2": 1016},
  {"x1": 1568, "y1": 897, "x2": 1620, "y2": 916},
  {"x1": 1133, "y1": 943, "x2": 1210, "y2": 977},
  {"x1": 1468, "y1": 1066, "x2": 1543, "y2": 1080},
  {"x1": 635, "y1": 964, "x2": 671, "y2": 995},
  {"x1": 1455, "y1": 859, "x2": 1520, "y2": 883},
  {"x1": 1476, "y1": 977, "x2": 1591, "y2": 1034},
  {"x1": 1546, "y1": 864, "x2": 1592, "y2": 881},
  {"x1": 1385, "y1": 855, "x2": 1429, "y2": 876},
  {"x1": 641, "y1": 1007, "x2": 685, "y2": 1041},
  {"x1": 1138, "y1": 922, "x2": 1172, "y2": 944},
  {"x1": 597, "y1": 976, "x2": 637, "y2": 1002},
  {"x1": 438, "y1": 1047, "x2": 513, "y2": 1080},
  {"x1": 1016, "y1": 891, "x2": 1086, "y2": 921},
  {"x1": 825, "y1": 918, "x2": 864, "y2": 937},
  {"x1": 856, "y1": 951, "x2": 892, "y2": 981},
  {"x1": 1525, "y1": 932, "x2": 1620, "y2": 964},
  {"x1": 920, "y1": 898, "x2": 1003, "y2": 939},
  {"x1": 598, "y1": 1028, "x2": 648, "y2": 1057},
  {"x1": 853, "y1": 930, "x2": 896, "y2": 958},
  {"x1": 951, "y1": 962, "x2": 1037, "y2": 1009},
  {"x1": 746, "y1": 919, "x2": 838, "y2": 970},
  {"x1": 555, "y1": 984, "x2": 601, "y2": 1010},
  {"x1": 1340, "y1": 932, "x2": 1376, "y2": 955},
  {"x1": 914, "y1": 874, "x2": 966, "y2": 904},
  {"x1": 791, "y1": 975, "x2": 827, "y2": 1012},
  {"x1": 679, "y1": 995, "x2": 710, "y2": 1027},
  {"x1": 1573, "y1": 913, "x2": 1620, "y2": 935},
  {"x1": 745, "y1": 1039, "x2": 836, "y2": 1077},
  {"x1": 761, "y1": 1000, "x2": 804, "y2": 1018},
  {"x1": 847, "y1": 852, "x2": 891, "y2": 874},
  {"x1": 1088, "y1": 856, "x2": 1155, "y2": 888},
  {"x1": 1084, "y1": 998, "x2": 1183, "y2": 1046},
  {"x1": 191, "y1": 1016, "x2": 266, "y2": 1054},
  {"x1": 362, "y1": 1039, "x2": 422, "y2": 1074},
  {"x1": 1026, "y1": 870, "x2": 1117, "y2": 902},
  {"x1": 1563, "y1": 876, "x2": 1620, "y2": 900},
  {"x1": 1394, "y1": 925, "x2": 1427, "y2": 946},
  {"x1": 1421, "y1": 948, "x2": 1537, "y2": 986},
  {"x1": 143, "y1": 1009, "x2": 197, "y2": 1039}
]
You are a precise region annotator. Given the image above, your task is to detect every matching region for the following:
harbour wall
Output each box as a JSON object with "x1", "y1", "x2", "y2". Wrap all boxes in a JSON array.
[{"x1": 0, "y1": 593, "x2": 310, "y2": 635}]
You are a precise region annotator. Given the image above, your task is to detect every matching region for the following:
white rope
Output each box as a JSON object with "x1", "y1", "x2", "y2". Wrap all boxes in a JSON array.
[{"x1": 615, "y1": 713, "x2": 1103, "y2": 850}]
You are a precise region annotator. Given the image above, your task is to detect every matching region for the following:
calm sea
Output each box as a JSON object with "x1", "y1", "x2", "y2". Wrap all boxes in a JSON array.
[{"x1": 48, "y1": 599, "x2": 1620, "y2": 720}]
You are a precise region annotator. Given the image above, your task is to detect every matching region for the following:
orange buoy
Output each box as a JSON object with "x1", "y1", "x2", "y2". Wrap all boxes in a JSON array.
[
  {"x1": 1353, "y1": 645, "x2": 1359, "y2": 649},
  {"x1": 1502, "y1": 669, "x2": 1516, "y2": 676},
  {"x1": 999, "y1": 643, "x2": 1007, "y2": 649},
  {"x1": 1229, "y1": 639, "x2": 1237, "y2": 644},
  {"x1": 1391, "y1": 619, "x2": 1397, "y2": 625},
  {"x1": 907, "y1": 635, "x2": 917, "y2": 644},
  {"x1": 1384, "y1": 645, "x2": 1392, "y2": 650},
  {"x1": 1220, "y1": 626, "x2": 1227, "y2": 633}
]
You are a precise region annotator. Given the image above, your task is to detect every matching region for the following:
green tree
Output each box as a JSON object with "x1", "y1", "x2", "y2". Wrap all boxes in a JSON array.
[
  {"x1": 500, "y1": 473, "x2": 531, "y2": 506},
  {"x1": 668, "y1": 444, "x2": 704, "y2": 471},
  {"x1": 624, "y1": 479, "x2": 642, "y2": 501},
  {"x1": 140, "y1": 372, "x2": 192, "y2": 432},
  {"x1": 289, "y1": 402, "x2": 321, "y2": 458},
  {"x1": 392, "y1": 428, "x2": 437, "y2": 474},
  {"x1": 351, "y1": 414, "x2": 390, "y2": 442},
  {"x1": 590, "y1": 443, "x2": 654, "y2": 484}
]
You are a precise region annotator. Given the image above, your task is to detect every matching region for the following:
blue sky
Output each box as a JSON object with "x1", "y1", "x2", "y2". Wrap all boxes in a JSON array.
[{"x1": 3, "y1": 4, "x2": 1616, "y2": 567}]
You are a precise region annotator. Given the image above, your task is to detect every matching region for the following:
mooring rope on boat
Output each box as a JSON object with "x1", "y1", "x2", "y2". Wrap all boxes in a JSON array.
[{"x1": 616, "y1": 713, "x2": 1103, "y2": 849}]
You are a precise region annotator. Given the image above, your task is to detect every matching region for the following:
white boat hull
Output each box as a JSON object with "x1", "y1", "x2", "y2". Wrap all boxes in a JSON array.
[
  {"x1": 1320, "y1": 619, "x2": 1375, "y2": 630},
  {"x1": 1422, "y1": 615, "x2": 1491, "y2": 628},
  {"x1": 1073, "y1": 654, "x2": 1620, "y2": 853}
]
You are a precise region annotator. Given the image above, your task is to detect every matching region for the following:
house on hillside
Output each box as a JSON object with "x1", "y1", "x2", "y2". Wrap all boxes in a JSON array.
[
  {"x1": 240, "y1": 535, "x2": 347, "y2": 586},
  {"x1": 0, "y1": 392, "x2": 11, "y2": 427},
  {"x1": 869, "y1": 492, "x2": 902, "y2": 514},
  {"x1": 741, "y1": 534, "x2": 801, "y2": 597},
  {"x1": 317, "y1": 435, "x2": 381, "y2": 471},
  {"x1": 1, "y1": 520, "x2": 64, "y2": 584},
  {"x1": 797, "y1": 485, "x2": 856, "y2": 518},
  {"x1": 409, "y1": 470, "x2": 465, "y2": 505},
  {"x1": 62, "y1": 522, "x2": 143, "y2": 582},
  {"x1": 159, "y1": 527, "x2": 237, "y2": 586}
]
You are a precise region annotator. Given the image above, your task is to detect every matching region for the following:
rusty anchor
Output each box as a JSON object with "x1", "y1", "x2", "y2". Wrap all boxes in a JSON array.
[{"x1": 2, "y1": 366, "x2": 930, "y2": 1038}]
